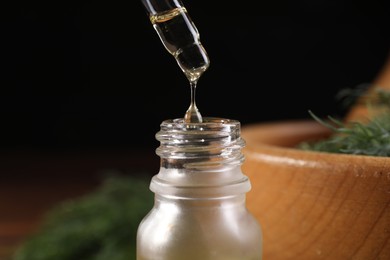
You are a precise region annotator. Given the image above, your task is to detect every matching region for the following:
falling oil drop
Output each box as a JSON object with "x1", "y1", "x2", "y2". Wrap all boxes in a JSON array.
[{"x1": 184, "y1": 81, "x2": 202, "y2": 123}]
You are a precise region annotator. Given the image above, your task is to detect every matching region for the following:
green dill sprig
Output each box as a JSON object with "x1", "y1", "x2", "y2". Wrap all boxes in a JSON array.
[
  {"x1": 12, "y1": 174, "x2": 153, "y2": 260},
  {"x1": 298, "y1": 87, "x2": 390, "y2": 157}
]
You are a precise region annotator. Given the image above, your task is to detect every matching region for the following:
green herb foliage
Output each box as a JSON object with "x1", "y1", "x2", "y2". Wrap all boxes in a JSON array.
[
  {"x1": 13, "y1": 174, "x2": 153, "y2": 260},
  {"x1": 298, "y1": 88, "x2": 390, "y2": 157}
]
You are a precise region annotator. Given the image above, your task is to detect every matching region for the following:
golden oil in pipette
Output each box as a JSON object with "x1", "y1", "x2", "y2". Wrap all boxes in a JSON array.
[
  {"x1": 149, "y1": 7, "x2": 209, "y2": 80},
  {"x1": 149, "y1": 6, "x2": 209, "y2": 123}
]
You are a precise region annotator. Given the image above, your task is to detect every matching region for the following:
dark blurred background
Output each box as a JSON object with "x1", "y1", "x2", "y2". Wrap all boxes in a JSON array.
[{"x1": 2, "y1": 1, "x2": 390, "y2": 154}]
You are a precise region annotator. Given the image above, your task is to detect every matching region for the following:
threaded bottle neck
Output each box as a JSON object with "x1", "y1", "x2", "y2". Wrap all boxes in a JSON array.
[
  {"x1": 152, "y1": 117, "x2": 250, "y2": 198},
  {"x1": 156, "y1": 117, "x2": 245, "y2": 170}
]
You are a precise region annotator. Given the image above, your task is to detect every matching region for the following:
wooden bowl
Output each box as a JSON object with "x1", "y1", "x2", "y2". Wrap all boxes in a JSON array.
[{"x1": 241, "y1": 119, "x2": 390, "y2": 259}]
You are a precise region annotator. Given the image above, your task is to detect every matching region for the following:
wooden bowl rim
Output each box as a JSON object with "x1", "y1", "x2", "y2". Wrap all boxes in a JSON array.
[{"x1": 241, "y1": 119, "x2": 390, "y2": 166}]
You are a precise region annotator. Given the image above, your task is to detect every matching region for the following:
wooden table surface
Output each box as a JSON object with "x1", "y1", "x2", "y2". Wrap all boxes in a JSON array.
[{"x1": 0, "y1": 149, "x2": 157, "y2": 259}]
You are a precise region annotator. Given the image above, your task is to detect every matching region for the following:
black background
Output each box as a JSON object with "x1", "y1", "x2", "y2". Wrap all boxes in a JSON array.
[{"x1": 2, "y1": 1, "x2": 390, "y2": 153}]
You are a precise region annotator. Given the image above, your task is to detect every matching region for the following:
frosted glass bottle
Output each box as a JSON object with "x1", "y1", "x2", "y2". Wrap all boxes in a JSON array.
[{"x1": 136, "y1": 117, "x2": 262, "y2": 260}]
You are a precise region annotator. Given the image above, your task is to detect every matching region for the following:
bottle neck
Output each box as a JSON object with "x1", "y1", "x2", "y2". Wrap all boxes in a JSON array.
[
  {"x1": 156, "y1": 117, "x2": 245, "y2": 169},
  {"x1": 151, "y1": 117, "x2": 251, "y2": 198}
]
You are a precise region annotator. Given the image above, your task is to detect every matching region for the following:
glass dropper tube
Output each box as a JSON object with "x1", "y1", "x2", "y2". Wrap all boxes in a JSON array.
[{"x1": 140, "y1": 0, "x2": 210, "y2": 123}]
